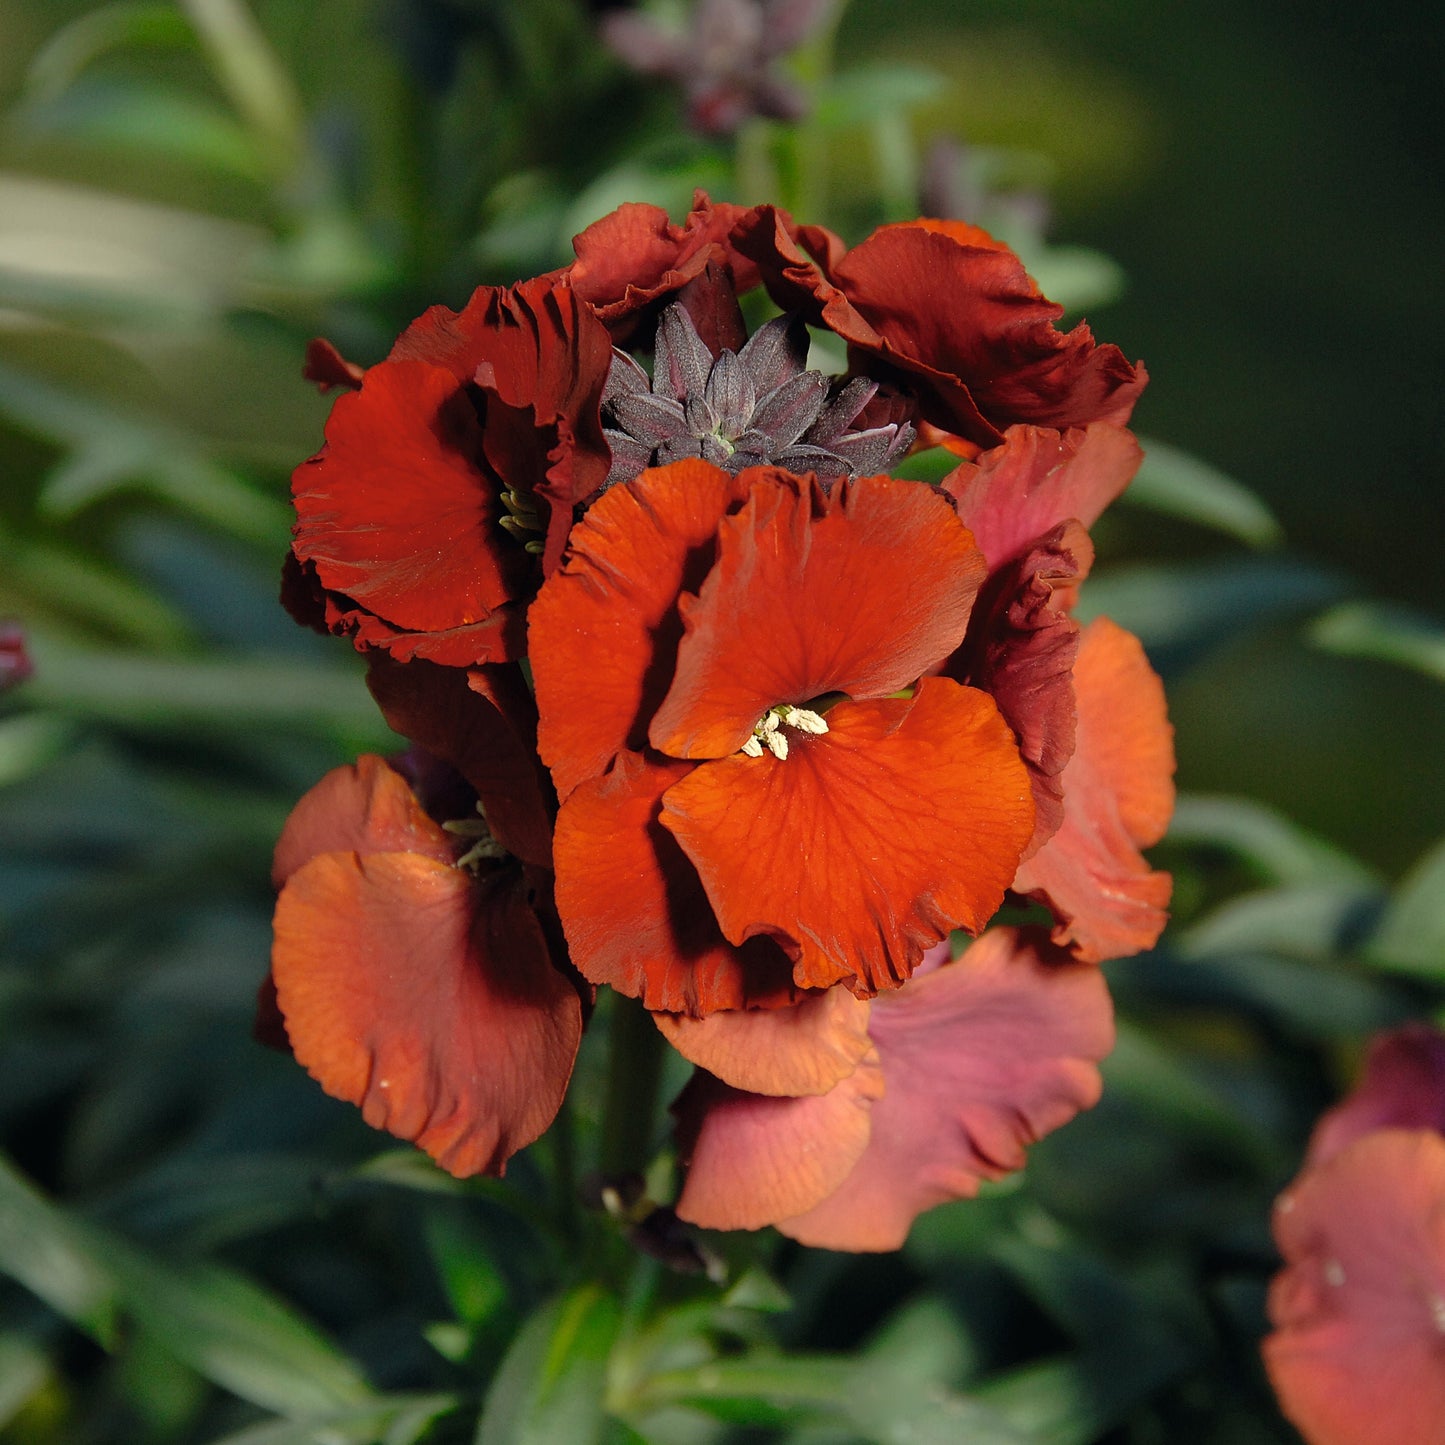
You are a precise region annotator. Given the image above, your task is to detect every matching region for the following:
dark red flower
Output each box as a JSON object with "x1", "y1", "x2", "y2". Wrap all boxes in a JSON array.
[
  {"x1": 531, "y1": 459, "x2": 1036, "y2": 1014},
  {"x1": 0, "y1": 621, "x2": 32, "y2": 693},
  {"x1": 735, "y1": 209, "x2": 1148, "y2": 449},
  {"x1": 289, "y1": 277, "x2": 613, "y2": 664}
]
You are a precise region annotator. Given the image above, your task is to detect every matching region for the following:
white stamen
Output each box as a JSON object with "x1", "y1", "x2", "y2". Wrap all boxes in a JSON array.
[
  {"x1": 760, "y1": 710, "x2": 782, "y2": 735},
  {"x1": 763, "y1": 728, "x2": 789, "y2": 760},
  {"x1": 741, "y1": 735, "x2": 764, "y2": 757},
  {"x1": 739, "y1": 702, "x2": 831, "y2": 759},
  {"x1": 786, "y1": 707, "x2": 829, "y2": 735}
]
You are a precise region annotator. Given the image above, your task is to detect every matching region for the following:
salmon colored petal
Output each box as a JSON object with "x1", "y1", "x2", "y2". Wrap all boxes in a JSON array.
[
  {"x1": 650, "y1": 474, "x2": 986, "y2": 758},
  {"x1": 656, "y1": 987, "x2": 873, "y2": 1096},
  {"x1": 271, "y1": 755, "x2": 453, "y2": 888},
  {"x1": 272, "y1": 852, "x2": 581, "y2": 1177},
  {"x1": 531, "y1": 459, "x2": 751, "y2": 801},
  {"x1": 944, "y1": 424, "x2": 1143, "y2": 571},
  {"x1": 292, "y1": 359, "x2": 528, "y2": 641},
  {"x1": 568, "y1": 192, "x2": 763, "y2": 340},
  {"x1": 947, "y1": 521, "x2": 1094, "y2": 857},
  {"x1": 366, "y1": 656, "x2": 553, "y2": 867},
  {"x1": 673, "y1": 1049, "x2": 885, "y2": 1230},
  {"x1": 1306, "y1": 1025, "x2": 1445, "y2": 1169},
  {"x1": 662, "y1": 678, "x2": 1035, "y2": 995},
  {"x1": 1264, "y1": 1129, "x2": 1445, "y2": 1445},
  {"x1": 1014, "y1": 618, "x2": 1174, "y2": 961},
  {"x1": 778, "y1": 926, "x2": 1114, "y2": 1251},
  {"x1": 553, "y1": 750, "x2": 800, "y2": 1013}
]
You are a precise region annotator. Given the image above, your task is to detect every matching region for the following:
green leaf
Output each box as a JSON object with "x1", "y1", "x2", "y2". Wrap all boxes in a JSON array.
[
  {"x1": 22, "y1": 2, "x2": 196, "y2": 106},
  {"x1": 0, "y1": 1155, "x2": 120, "y2": 1346},
  {"x1": 0, "y1": 715, "x2": 77, "y2": 789},
  {"x1": 815, "y1": 65, "x2": 947, "y2": 127},
  {"x1": 1166, "y1": 794, "x2": 1379, "y2": 888},
  {"x1": 1125, "y1": 438, "x2": 1283, "y2": 548},
  {"x1": 630, "y1": 1355, "x2": 1029, "y2": 1443},
  {"x1": 1075, "y1": 558, "x2": 1344, "y2": 658},
  {"x1": 477, "y1": 1286, "x2": 622, "y2": 1445},
  {"x1": 1022, "y1": 245, "x2": 1126, "y2": 313},
  {"x1": 201, "y1": 1395, "x2": 458, "y2": 1445},
  {"x1": 0, "y1": 1331, "x2": 55, "y2": 1430},
  {"x1": 1366, "y1": 835, "x2": 1445, "y2": 980},
  {"x1": 1180, "y1": 882, "x2": 1382, "y2": 961},
  {"x1": 1311, "y1": 600, "x2": 1445, "y2": 684}
]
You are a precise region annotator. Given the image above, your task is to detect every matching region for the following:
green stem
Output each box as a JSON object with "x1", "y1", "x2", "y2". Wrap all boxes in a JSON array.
[{"x1": 598, "y1": 994, "x2": 668, "y2": 1179}]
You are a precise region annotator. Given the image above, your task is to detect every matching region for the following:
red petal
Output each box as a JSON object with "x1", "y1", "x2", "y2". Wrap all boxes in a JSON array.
[
  {"x1": 568, "y1": 192, "x2": 764, "y2": 341},
  {"x1": 1014, "y1": 618, "x2": 1175, "y2": 961},
  {"x1": 553, "y1": 749, "x2": 800, "y2": 1013},
  {"x1": 365, "y1": 656, "x2": 553, "y2": 867},
  {"x1": 650, "y1": 472, "x2": 986, "y2": 758},
  {"x1": 948, "y1": 521, "x2": 1094, "y2": 857},
  {"x1": 530, "y1": 459, "x2": 751, "y2": 801},
  {"x1": 656, "y1": 986, "x2": 873, "y2": 1096},
  {"x1": 738, "y1": 215, "x2": 1146, "y2": 447},
  {"x1": 387, "y1": 278, "x2": 615, "y2": 575},
  {"x1": 673, "y1": 1050, "x2": 885, "y2": 1230},
  {"x1": 272, "y1": 853, "x2": 582, "y2": 1177},
  {"x1": 303, "y1": 337, "x2": 365, "y2": 392},
  {"x1": 944, "y1": 423, "x2": 1143, "y2": 571},
  {"x1": 272, "y1": 754, "x2": 453, "y2": 889},
  {"x1": 1264, "y1": 1129, "x2": 1445, "y2": 1445},
  {"x1": 292, "y1": 359, "x2": 529, "y2": 646},
  {"x1": 1307, "y1": 1025, "x2": 1445, "y2": 1168},
  {"x1": 661, "y1": 677, "x2": 1035, "y2": 995},
  {"x1": 778, "y1": 926, "x2": 1113, "y2": 1250}
]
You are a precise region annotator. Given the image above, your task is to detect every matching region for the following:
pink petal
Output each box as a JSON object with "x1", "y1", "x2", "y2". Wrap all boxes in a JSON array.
[
  {"x1": 1264, "y1": 1129, "x2": 1445, "y2": 1445},
  {"x1": 777, "y1": 926, "x2": 1114, "y2": 1251}
]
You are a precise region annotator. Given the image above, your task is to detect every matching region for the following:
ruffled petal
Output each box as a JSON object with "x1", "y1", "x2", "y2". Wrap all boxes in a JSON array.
[
  {"x1": 656, "y1": 986, "x2": 873, "y2": 1096},
  {"x1": 271, "y1": 754, "x2": 454, "y2": 888},
  {"x1": 778, "y1": 926, "x2": 1114, "y2": 1251},
  {"x1": 1306, "y1": 1025, "x2": 1445, "y2": 1168},
  {"x1": 553, "y1": 750, "x2": 800, "y2": 1013},
  {"x1": 568, "y1": 192, "x2": 763, "y2": 340},
  {"x1": 650, "y1": 472, "x2": 986, "y2": 758},
  {"x1": 737, "y1": 213, "x2": 1146, "y2": 447},
  {"x1": 673, "y1": 1050, "x2": 885, "y2": 1230},
  {"x1": 944, "y1": 423, "x2": 1143, "y2": 571},
  {"x1": 662, "y1": 677, "x2": 1035, "y2": 995},
  {"x1": 531, "y1": 459, "x2": 751, "y2": 801},
  {"x1": 1014, "y1": 618, "x2": 1174, "y2": 961},
  {"x1": 365, "y1": 656, "x2": 553, "y2": 867},
  {"x1": 1264, "y1": 1129, "x2": 1445, "y2": 1445},
  {"x1": 292, "y1": 359, "x2": 529, "y2": 649},
  {"x1": 272, "y1": 853, "x2": 582, "y2": 1177},
  {"x1": 947, "y1": 521, "x2": 1094, "y2": 856}
]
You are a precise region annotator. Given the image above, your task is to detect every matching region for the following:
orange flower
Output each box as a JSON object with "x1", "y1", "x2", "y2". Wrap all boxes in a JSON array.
[
  {"x1": 1263, "y1": 1026, "x2": 1445, "y2": 1445},
  {"x1": 530, "y1": 459, "x2": 1036, "y2": 1014}
]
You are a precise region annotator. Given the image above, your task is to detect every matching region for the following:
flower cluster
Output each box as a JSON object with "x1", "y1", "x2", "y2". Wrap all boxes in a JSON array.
[
  {"x1": 1263, "y1": 1025, "x2": 1445, "y2": 1445},
  {"x1": 265, "y1": 193, "x2": 1173, "y2": 1248}
]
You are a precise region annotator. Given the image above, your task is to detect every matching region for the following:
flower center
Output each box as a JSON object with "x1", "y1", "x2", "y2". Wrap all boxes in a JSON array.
[
  {"x1": 601, "y1": 301, "x2": 915, "y2": 488},
  {"x1": 442, "y1": 802, "x2": 507, "y2": 871},
  {"x1": 739, "y1": 703, "x2": 829, "y2": 760}
]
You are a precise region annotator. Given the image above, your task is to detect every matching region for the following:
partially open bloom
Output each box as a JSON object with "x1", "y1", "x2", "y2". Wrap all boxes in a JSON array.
[
  {"x1": 1263, "y1": 1026, "x2": 1445, "y2": 1445},
  {"x1": 267, "y1": 192, "x2": 1172, "y2": 1245}
]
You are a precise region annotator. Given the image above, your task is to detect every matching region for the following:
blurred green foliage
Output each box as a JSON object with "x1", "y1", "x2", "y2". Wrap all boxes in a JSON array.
[{"x1": 1, "y1": 1, "x2": 1442, "y2": 1442}]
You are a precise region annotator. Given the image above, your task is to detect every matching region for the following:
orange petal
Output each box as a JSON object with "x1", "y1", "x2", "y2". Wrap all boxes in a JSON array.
[
  {"x1": 656, "y1": 987, "x2": 873, "y2": 1096},
  {"x1": 673, "y1": 1050, "x2": 885, "y2": 1231},
  {"x1": 553, "y1": 750, "x2": 800, "y2": 1013},
  {"x1": 530, "y1": 459, "x2": 751, "y2": 801},
  {"x1": 1264, "y1": 1129, "x2": 1445, "y2": 1445},
  {"x1": 650, "y1": 473, "x2": 985, "y2": 758},
  {"x1": 778, "y1": 926, "x2": 1114, "y2": 1251},
  {"x1": 944, "y1": 423, "x2": 1143, "y2": 572},
  {"x1": 1014, "y1": 617, "x2": 1175, "y2": 961},
  {"x1": 272, "y1": 853, "x2": 582, "y2": 1177},
  {"x1": 271, "y1": 755, "x2": 453, "y2": 889},
  {"x1": 661, "y1": 677, "x2": 1035, "y2": 995}
]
